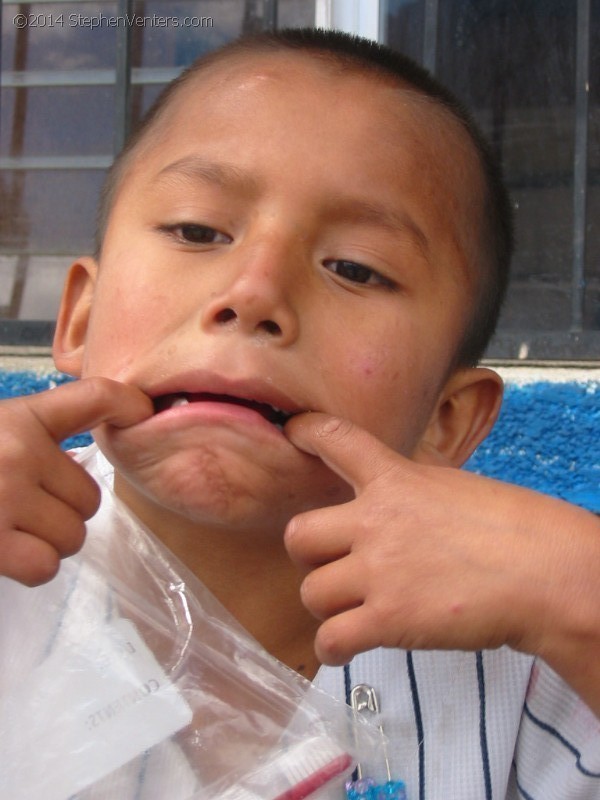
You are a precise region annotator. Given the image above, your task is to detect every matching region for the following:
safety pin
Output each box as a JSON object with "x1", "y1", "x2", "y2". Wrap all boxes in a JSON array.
[
  {"x1": 350, "y1": 685, "x2": 391, "y2": 782},
  {"x1": 347, "y1": 685, "x2": 406, "y2": 800}
]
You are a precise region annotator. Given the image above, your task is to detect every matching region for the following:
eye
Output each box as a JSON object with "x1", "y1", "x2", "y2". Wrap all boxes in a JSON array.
[
  {"x1": 162, "y1": 223, "x2": 232, "y2": 245},
  {"x1": 323, "y1": 259, "x2": 395, "y2": 289}
]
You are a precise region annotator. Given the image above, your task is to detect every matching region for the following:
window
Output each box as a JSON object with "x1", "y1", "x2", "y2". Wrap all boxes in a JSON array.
[
  {"x1": 0, "y1": 0, "x2": 312, "y2": 343},
  {"x1": 1, "y1": 0, "x2": 598, "y2": 360},
  {"x1": 383, "y1": 0, "x2": 599, "y2": 361}
]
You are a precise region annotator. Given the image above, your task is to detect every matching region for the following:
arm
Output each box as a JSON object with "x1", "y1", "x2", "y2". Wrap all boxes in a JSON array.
[
  {"x1": 0, "y1": 377, "x2": 152, "y2": 585},
  {"x1": 283, "y1": 413, "x2": 600, "y2": 717}
]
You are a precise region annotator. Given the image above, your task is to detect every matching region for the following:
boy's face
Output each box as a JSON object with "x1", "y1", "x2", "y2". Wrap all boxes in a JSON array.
[{"x1": 57, "y1": 52, "x2": 484, "y2": 530}]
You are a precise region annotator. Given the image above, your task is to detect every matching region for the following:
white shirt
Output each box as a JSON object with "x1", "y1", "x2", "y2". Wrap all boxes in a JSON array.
[
  {"x1": 317, "y1": 647, "x2": 600, "y2": 798},
  {"x1": 2, "y1": 445, "x2": 599, "y2": 799}
]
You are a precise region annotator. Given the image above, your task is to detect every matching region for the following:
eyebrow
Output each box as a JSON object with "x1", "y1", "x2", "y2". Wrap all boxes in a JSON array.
[
  {"x1": 153, "y1": 155, "x2": 429, "y2": 257},
  {"x1": 153, "y1": 156, "x2": 260, "y2": 194},
  {"x1": 323, "y1": 196, "x2": 429, "y2": 257}
]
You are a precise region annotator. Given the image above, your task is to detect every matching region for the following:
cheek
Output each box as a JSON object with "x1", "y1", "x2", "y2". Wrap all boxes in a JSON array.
[
  {"x1": 82, "y1": 282, "x2": 176, "y2": 377},
  {"x1": 330, "y1": 341, "x2": 411, "y2": 428},
  {"x1": 321, "y1": 331, "x2": 443, "y2": 452}
]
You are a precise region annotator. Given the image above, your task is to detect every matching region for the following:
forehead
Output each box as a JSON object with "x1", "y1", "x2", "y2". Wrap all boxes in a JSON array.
[
  {"x1": 122, "y1": 51, "x2": 484, "y2": 284},
  {"x1": 140, "y1": 50, "x2": 480, "y2": 181}
]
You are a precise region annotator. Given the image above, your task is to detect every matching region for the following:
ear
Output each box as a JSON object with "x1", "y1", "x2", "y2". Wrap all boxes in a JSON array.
[
  {"x1": 413, "y1": 367, "x2": 503, "y2": 468},
  {"x1": 52, "y1": 256, "x2": 98, "y2": 377}
]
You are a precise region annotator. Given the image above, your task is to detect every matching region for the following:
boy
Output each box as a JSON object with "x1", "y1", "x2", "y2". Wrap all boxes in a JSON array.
[{"x1": 1, "y1": 28, "x2": 599, "y2": 798}]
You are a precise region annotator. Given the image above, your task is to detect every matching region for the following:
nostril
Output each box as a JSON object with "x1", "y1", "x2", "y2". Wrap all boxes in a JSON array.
[
  {"x1": 214, "y1": 308, "x2": 237, "y2": 324},
  {"x1": 259, "y1": 319, "x2": 282, "y2": 336},
  {"x1": 211, "y1": 308, "x2": 282, "y2": 336}
]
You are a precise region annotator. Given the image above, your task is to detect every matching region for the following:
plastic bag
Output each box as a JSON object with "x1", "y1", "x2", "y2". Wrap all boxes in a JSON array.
[{"x1": 0, "y1": 446, "x2": 380, "y2": 800}]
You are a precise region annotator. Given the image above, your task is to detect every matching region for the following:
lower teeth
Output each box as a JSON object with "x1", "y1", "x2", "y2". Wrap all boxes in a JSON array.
[{"x1": 171, "y1": 396, "x2": 189, "y2": 408}]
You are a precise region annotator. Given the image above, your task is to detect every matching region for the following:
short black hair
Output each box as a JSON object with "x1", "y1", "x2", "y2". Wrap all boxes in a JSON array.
[{"x1": 96, "y1": 27, "x2": 513, "y2": 366}]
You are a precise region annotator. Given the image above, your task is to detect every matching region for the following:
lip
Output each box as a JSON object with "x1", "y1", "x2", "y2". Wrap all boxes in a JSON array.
[
  {"x1": 137, "y1": 397, "x2": 294, "y2": 442},
  {"x1": 146, "y1": 370, "x2": 306, "y2": 417}
]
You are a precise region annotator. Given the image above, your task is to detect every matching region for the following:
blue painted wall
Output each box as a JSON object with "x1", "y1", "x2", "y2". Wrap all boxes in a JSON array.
[
  {"x1": 466, "y1": 380, "x2": 599, "y2": 512},
  {"x1": 1, "y1": 371, "x2": 598, "y2": 512}
]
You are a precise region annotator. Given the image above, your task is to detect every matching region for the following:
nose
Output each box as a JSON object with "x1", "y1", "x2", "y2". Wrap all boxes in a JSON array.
[{"x1": 200, "y1": 247, "x2": 300, "y2": 345}]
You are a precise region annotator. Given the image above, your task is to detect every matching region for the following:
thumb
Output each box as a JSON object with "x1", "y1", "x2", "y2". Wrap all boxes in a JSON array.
[
  {"x1": 22, "y1": 377, "x2": 153, "y2": 443},
  {"x1": 284, "y1": 412, "x2": 405, "y2": 492}
]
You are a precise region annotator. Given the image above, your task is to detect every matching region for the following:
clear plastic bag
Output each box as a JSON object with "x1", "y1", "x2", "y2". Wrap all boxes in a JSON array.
[{"x1": 0, "y1": 446, "x2": 380, "y2": 800}]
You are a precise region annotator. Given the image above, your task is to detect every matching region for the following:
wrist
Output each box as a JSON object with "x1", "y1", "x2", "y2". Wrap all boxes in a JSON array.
[{"x1": 535, "y1": 509, "x2": 600, "y2": 716}]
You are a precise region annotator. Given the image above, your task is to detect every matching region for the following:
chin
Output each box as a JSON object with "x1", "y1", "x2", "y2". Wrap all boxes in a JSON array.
[{"x1": 100, "y1": 433, "x2": 351, "y2": 532}]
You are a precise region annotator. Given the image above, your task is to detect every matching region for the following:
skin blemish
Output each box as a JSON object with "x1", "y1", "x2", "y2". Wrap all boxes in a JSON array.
[
  {"x1": 358, "y1": 350, "x2": 388, "y2": 378},
  {"x1": 362, "y1": 359, "x2": 376, "y2": 377}
]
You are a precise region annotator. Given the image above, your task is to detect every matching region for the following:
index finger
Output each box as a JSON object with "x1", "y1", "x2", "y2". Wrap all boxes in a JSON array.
[
  {"x1": 284, "y1": 412, "x2": 404, "y2": 491},
  {"x1": 21, "y1": 377, "x2": 153, "y2": 443}
]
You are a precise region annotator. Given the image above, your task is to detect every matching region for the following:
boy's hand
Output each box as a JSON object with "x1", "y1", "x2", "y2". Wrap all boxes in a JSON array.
[
  {"x1": 284, "y1": 413, "x2": 600, "y2": 713},
  {"x1": 0, "y1": 378, "x2": 153, "y2": 586}
]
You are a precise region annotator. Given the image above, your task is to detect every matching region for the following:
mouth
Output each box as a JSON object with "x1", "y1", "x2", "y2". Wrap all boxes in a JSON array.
[{"x1": 152, "y1": 392, "x2": 298, "y2": 429}]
